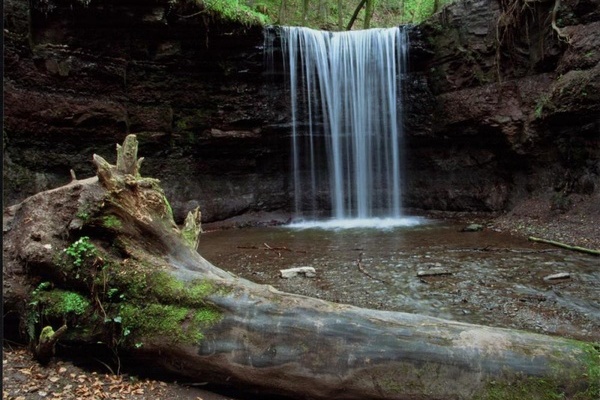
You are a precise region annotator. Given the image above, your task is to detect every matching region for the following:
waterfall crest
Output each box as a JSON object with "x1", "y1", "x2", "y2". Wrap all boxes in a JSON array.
[{"x1": 279, "y1": 26, "x2": 409, "y2": 223}]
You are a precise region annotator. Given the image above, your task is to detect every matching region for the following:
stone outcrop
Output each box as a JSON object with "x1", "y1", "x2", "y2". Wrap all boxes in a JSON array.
[
  {"x1": 4, "y1": 0, "x2": 290, "y2": 223},
  {"x1": 405, "y1": 0, "x2": 599, "y2": 213},
  {"x1": 4, "y1": 0, "x2": 599, "y2": 222}
]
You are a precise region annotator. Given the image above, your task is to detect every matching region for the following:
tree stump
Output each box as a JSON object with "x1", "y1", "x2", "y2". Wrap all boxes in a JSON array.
[{"x1": 34, "y1": 325, "x2": 67, "y2": 365}]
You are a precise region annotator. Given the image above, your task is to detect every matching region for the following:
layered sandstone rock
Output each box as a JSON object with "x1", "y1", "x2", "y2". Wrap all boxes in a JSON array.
[{"x1": 4, "y1": 0, "x2": 599, "y2": 222}]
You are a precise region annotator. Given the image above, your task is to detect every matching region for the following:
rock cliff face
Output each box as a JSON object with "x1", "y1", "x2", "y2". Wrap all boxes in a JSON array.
[
  {"x1": 4, "y1": 0, "x2": 599, "y2": 222},
  {"x1": 405, "y1": 0, "x2": 600, "y2": 213},
  {"x1": 4, "y1": 0, "x2": 290, "y2": 223}
]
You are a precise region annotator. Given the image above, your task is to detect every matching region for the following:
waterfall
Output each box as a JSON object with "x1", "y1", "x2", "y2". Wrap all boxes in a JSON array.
[{"x1": 277, "y1": 26, "x2": 409, "y2": 224}]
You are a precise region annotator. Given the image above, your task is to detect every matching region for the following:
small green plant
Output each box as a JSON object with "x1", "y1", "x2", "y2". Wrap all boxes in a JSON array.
[
  {"x1": 102, "y1": 215, "x2": 122, "y2": 230},
  {"x1": 107, "y1": 288, "x2": 119, "y2": 299},
  {"x1": 64, "y1": 236, "x2": 96, "y2": 267},
  {"x1": 26, "y1": 282, "x2": 54, "y2": 340},
  {"x1": 76, "y1": 210, "x2": 90, "y2": 221},
  {"x1": 29, "y1": 282, "x2": 52, "y2": 308},
  {"x1": 34, "y1": 281, "x2": 52, "y2": 294}
]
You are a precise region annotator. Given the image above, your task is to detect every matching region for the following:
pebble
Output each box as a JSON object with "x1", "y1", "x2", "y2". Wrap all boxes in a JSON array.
[{"x1": 543, "y1": 272, "x2": 571, "y2": 281}]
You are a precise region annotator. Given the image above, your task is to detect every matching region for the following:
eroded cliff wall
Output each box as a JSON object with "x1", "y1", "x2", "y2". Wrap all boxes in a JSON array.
[
  {"x1": 405, "y1": 0, "x2": 599, "y2": 213},
  {"x1": 4, "y1": 0, "x2": 599, "y2": 222},
  {"x1": 4, "y1": 0, "x2": 290, "y2": 223}
]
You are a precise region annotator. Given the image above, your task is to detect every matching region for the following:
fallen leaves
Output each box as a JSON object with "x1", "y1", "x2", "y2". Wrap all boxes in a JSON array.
[{"x1": 3, "y1": 348, "x2": 168, "y2": 400}]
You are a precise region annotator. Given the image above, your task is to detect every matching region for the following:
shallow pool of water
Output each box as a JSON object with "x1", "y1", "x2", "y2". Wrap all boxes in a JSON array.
[{"x1": 199, "y1": 220, "x2": 600, "y2": 341}]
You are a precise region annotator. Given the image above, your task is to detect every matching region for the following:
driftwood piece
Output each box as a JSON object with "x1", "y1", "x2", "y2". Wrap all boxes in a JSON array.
[
  {"x1": 528, "y1": 236, "x2": 600, "y2": 256},
  {"x1": 3, "y1": 135, "x2": 597, "y2": 400}
]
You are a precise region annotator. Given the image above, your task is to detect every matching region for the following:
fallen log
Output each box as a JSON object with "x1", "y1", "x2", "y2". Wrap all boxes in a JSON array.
[
  {"x1": 3, "y1": 136, "x2": 597, "y2": 400},
  {"x1": 529, "y1": 236, "x2": 600, "y2": 256}
]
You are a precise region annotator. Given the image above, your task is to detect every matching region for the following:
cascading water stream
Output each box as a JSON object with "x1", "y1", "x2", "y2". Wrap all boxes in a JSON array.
[{"x1": 269, "y1": 26, "x2": 417, "y2": 228}]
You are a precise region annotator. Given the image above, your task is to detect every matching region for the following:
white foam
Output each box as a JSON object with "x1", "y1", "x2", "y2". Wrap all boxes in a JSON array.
[{"x1": 287, "y1": 217, "x2": 427, "y2": 230}]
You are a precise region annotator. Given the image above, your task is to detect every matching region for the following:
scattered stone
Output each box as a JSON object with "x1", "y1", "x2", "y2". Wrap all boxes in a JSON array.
[
  {"x1": 461, "y1": 224, "x2": 484, "y2": 232},
  {"x1": 518, "y1": 294, "x2": 547, "y2": 302},
  {"x1": 543, "y1": 272, "x2": 571, "y2": 281},
  {"x1": 280, "y1": 267, "x2": 316, "y2": 279}
]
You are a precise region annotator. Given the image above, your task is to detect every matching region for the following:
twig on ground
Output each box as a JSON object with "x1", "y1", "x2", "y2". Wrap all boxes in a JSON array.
[{"x1": 356, "y1": 253, "x2": 387, "y2": 284}]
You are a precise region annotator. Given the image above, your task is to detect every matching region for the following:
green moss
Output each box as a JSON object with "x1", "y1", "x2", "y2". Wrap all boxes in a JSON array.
[
  {"x1": 475, "y1": 376, "x2": 566, "y2": 400},
  {"x1": 570, "y1": 341, "x2": 600, "y2": 399},
  {"x1": 39, "y1": 326, "x2": 56, "y2": 341},
  {"x1": 174, "y1": 109, "x2": 210, "y2": 136},
  {"x1": 145, "y1": 271, "x2": 218, "y2": 308},
  {"x1": 188, "y1": 280, "x2": 216, "y2": 299},
  {"x1": 155, "y1": 193, "x2": 175, "y2": 221},
  {"x1": 193, "y1": 308, "x2": 222, "y2": 325},
  {"x1": 199, "y1": 0, "x2": 268, "y2": 25},
  {"x1": 181, "y1": 228, "x2": 199, "y2": 249},
  {"x1": 102, "y1": 215, "x2": 122, "y2": 230},
  {"x1": 474, "y1": 341, "x2": 599, "y2": 400},
  {"x1": 34, "y1": 290, "x2": 91, "y2": 318},
  {"x1": 94, "y1": 265, "x2": 223, "y2": 347},
  {"x1": 378, "y1": 374, "x2": 405, "y2": 394},
  {"x1": 119, "y1": 303, "x2": 220, "y2": 344}
]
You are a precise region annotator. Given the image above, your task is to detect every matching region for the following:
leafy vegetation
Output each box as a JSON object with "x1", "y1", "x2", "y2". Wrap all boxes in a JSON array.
[
  {"x1": 63, "y1": 236, "x2": 96, "y2": 267},
  {"x1": 39, "y1": 0, "x2": 453, "y2": 30},
  {"x1": 36, "y1": 290, "x2": 91, "y2": 317},
  {"x1": 102, "y1": 215, "x2": 123, "y2": 230},
  {"x1": 195, "y1": 0, "x2": 453, "y2": 29},
  {"x1": 198, "y1": 0, "x2": 270, "y2": 25}
]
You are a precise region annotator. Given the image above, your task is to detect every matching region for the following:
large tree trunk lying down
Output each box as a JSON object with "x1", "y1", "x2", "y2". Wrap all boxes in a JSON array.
[{"x1": 3, "y1": 135, "x2": 598, "y2": 400}]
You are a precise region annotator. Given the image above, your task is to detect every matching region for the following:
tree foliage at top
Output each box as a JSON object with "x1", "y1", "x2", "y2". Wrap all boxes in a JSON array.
[
  {"x1": 197, "y1": 0, "x2": 453, "y2": 29},
  {"x1": 34, "y1": 0, "x2": 450, "y2": 29}
]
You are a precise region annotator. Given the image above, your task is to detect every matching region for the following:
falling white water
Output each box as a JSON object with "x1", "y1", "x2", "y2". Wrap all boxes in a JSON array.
[{"x1": 278, "y1": 26, "x2": 412, "y2": 227}]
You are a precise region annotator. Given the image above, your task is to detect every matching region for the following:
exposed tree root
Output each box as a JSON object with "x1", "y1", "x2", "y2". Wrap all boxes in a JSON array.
[{"x1": 551, "y1": 0, "x2": 570, "y2": 42}]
